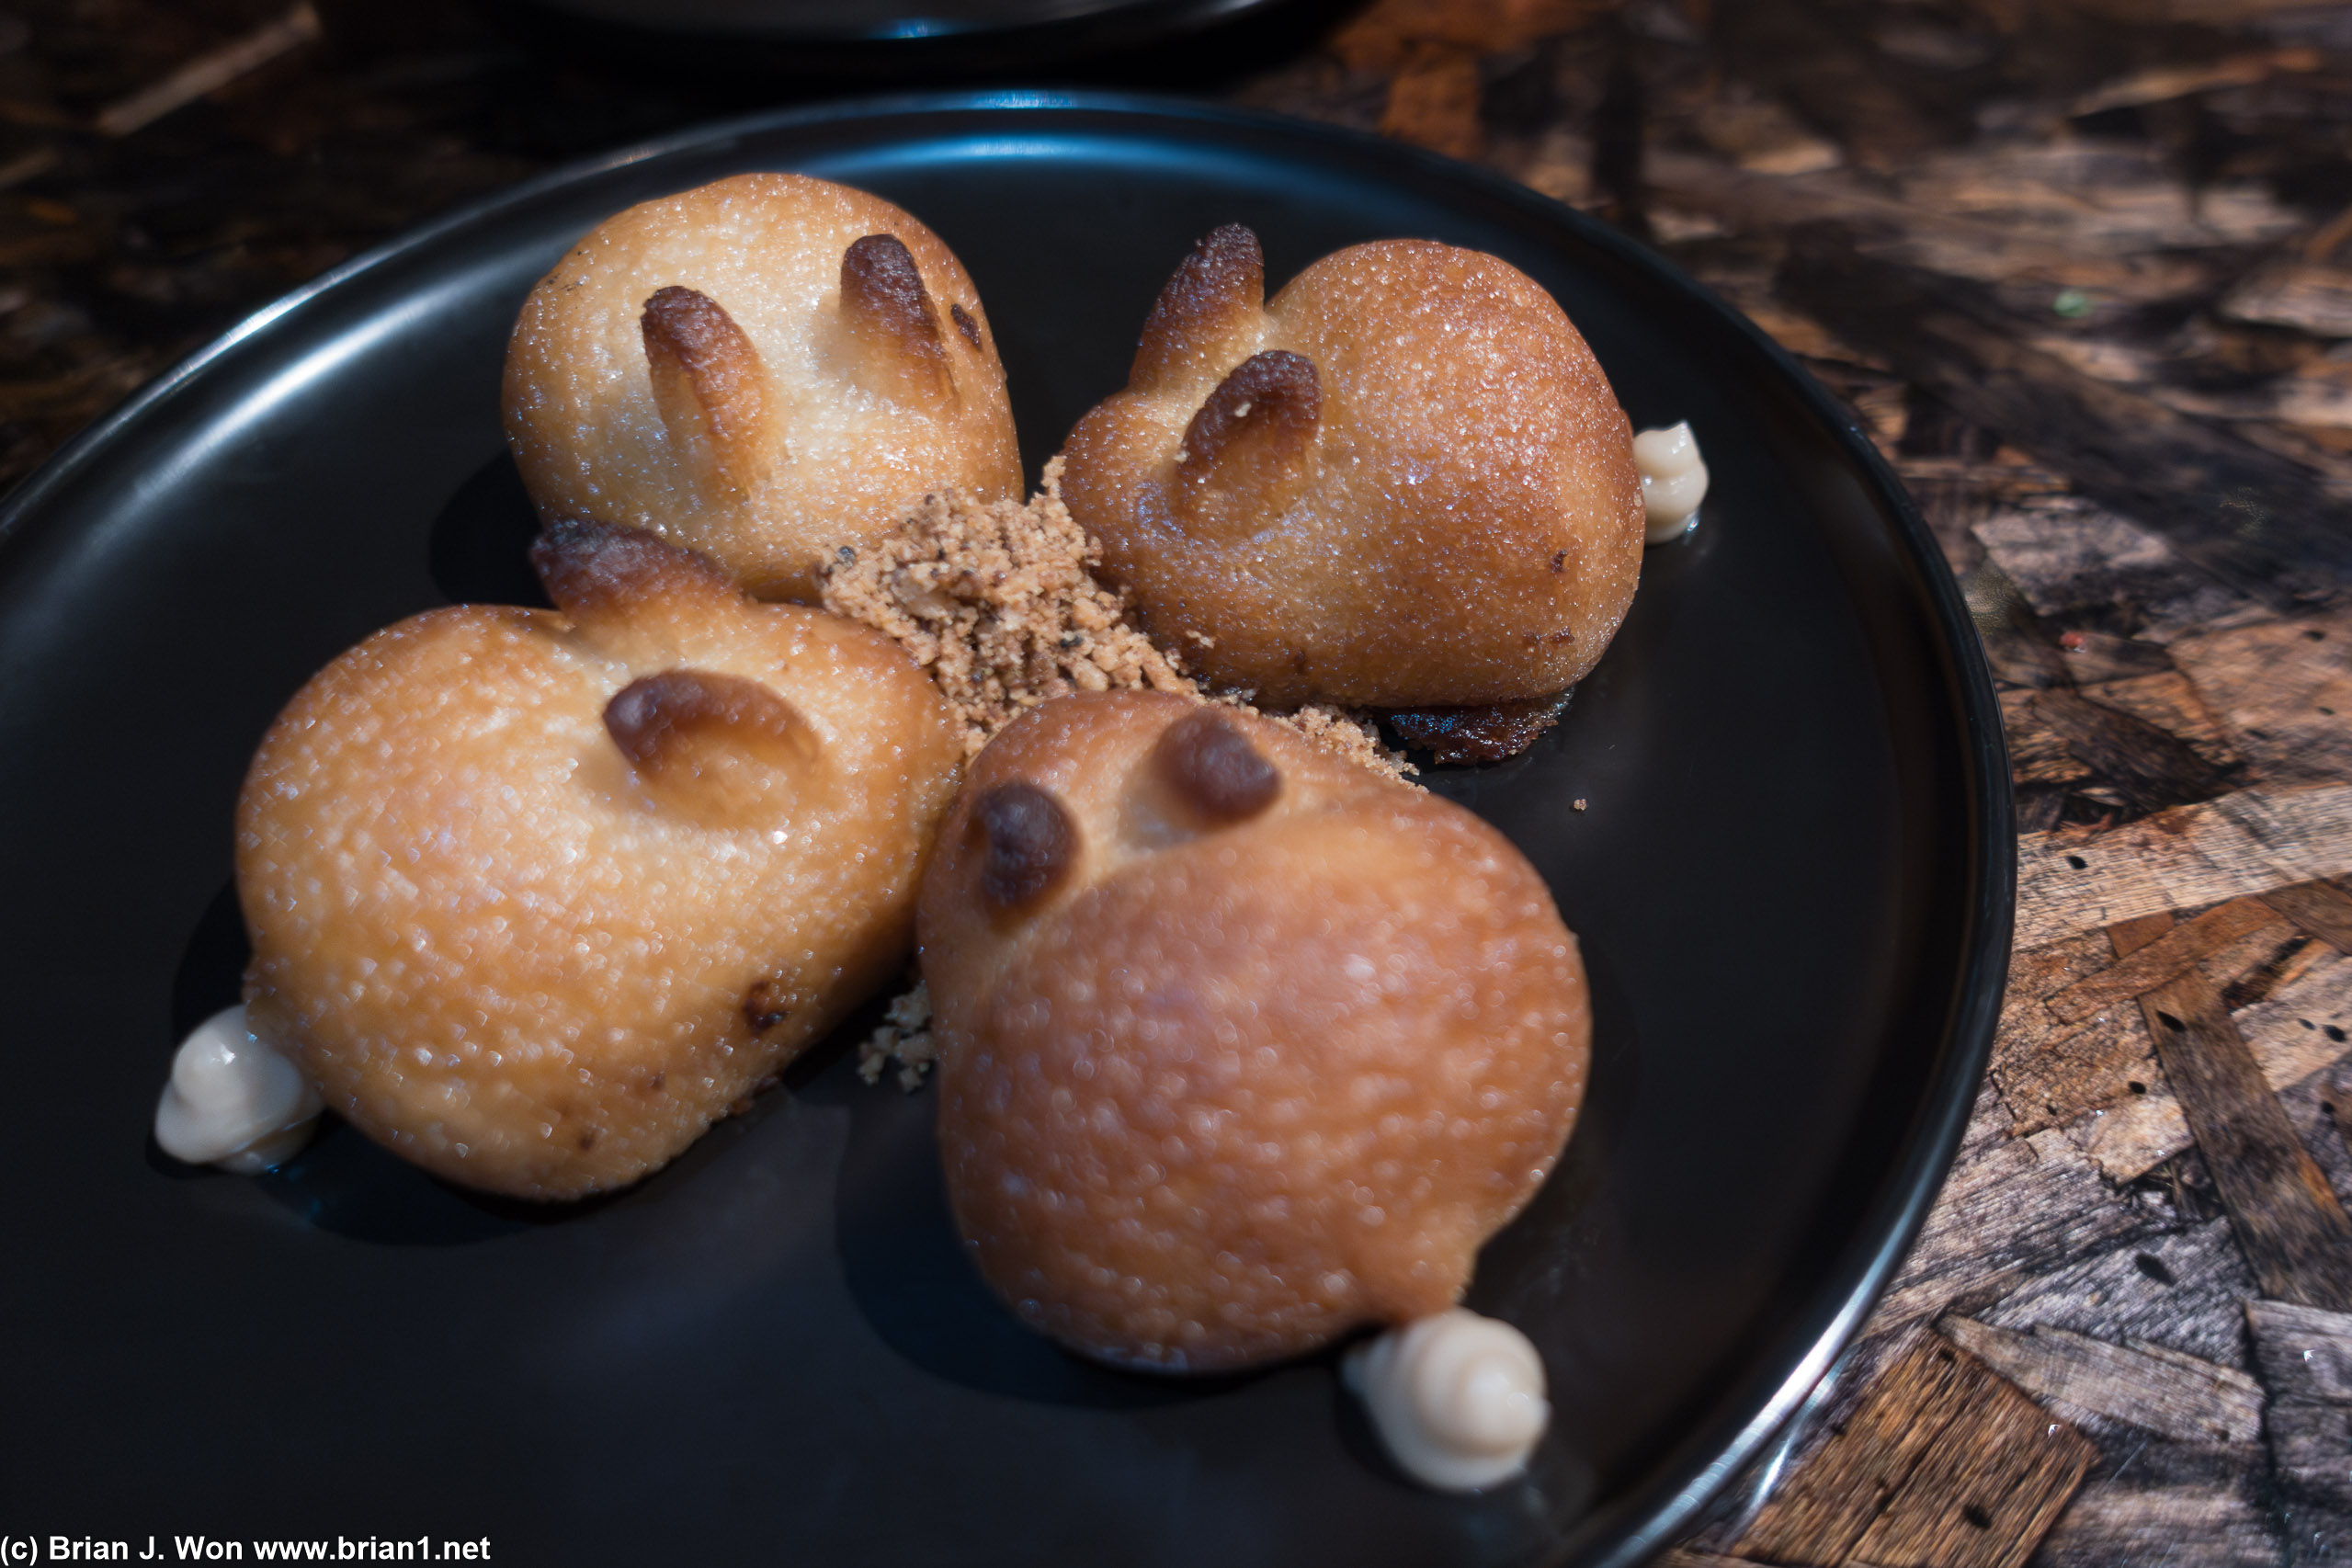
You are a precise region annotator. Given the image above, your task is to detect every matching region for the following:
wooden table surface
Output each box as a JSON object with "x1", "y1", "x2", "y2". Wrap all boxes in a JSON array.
[{"x1": 11, "y1": 1, "x2": 2351, "y2": 1562}]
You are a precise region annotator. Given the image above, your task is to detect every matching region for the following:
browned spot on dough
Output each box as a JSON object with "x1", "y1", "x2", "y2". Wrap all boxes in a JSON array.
[
  {"x1": 576, "y1": 1127, "x2": 600, "y2": 1152},
  {"x1": 602, "y1": 669, "x2": 819, "y2": 826},
  {"x1": 839, "y1": 233, "x2": 951, "y2": 407},
  {"x1": 842, "y1": 235, "x2": 935, "y2": 331},
  {"x1": 1175, "y1": 350, "x2": 1320, "y2": 540},
  {"x1": 744, "y1": 980, "x2": 793, "y2": 1033},
  {"x1": 1154, "y1": 707, "x2": 1281, "y2": 822},
  {"x1": 531, "y1": 517, "x2": 736, "y2": 621},
  {"x1": 1550, "y1": 551, "x2": 1567, "y2": 574},
  {"x1": 950, "y1": 301, "x2": 983, "y2": 348},
  {"x1": 976, "y1": 781, "x2": 1076, "y2": 910},
  {"x1": 641, "y1": 285, "x2": 771, "y2": 496},
  {"x1": 605, "y1": 669, "x2": 807, "y2": 770}
]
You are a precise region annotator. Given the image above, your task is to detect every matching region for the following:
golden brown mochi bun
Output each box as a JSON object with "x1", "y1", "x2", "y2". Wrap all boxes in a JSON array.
[
  {"x1": 922, "y1": 691, "x2": 1590, "y2": 1372},
  {"x1": 1058, "y1": 226, "x2": 1645, "y2": 712},
  {"x1": 503, "y1": 173, "x2": 1022, "y2": 602},
  {"x1": 236, "y1": 520, "x2": 963, "y2": 1200}
]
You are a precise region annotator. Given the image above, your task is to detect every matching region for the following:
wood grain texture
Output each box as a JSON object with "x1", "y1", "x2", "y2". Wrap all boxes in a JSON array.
[
  {"x1": 1733, "y1": 1336, "x2": 2096, "y2": 1568},
  {"x1": 2048, "y1": 897, "x2": 2279, "y2": 1024},
  {"x1": 1869, "y1": 1085, "x2": 2154, "y2": 1335},
  {"x1": 2264, "y1": 878, "x2": 2352, "y2": 957},
  {"x1": 1992, "y1": 930, "x2": 2156, "y2": 1135},
  {"x1": 1971, "y1": 495, "x2": 2264, "y2": 646},
  {"x1": 1979, "y1": 1218, "x2": 2259, "y2": 1369},
  {"x1": 1994, "y1": 898, "x2": 2352, "y2": 1180},
  {"x1": 1775, "y1": 228, "x2": 2352, "y2": 610},
  {"x1": 2133, "y1": 953, "x2": 2352, "y2": 1311},
  {"x1": 2245, "y1": 1300, "x2": 2352, "y2": 1513},
  {"x1": 2168, "y1": 617, "x2": 2352, "y2": 788},
  {"x1": 1937, "y1": 1314, "x2": 2264, "y2": 1444},
  {"x1": 2024, "y1": 1437, "x2": 2283, "y2": 1568},
  {"x1": 2079, "y1": 671, "x2": 2240, "y2": 772},
  {"x1": 2054, "y1": 944, "x2": 2352, "y2": 1183},
  {"x1": 2016, "y1": 785, "x2": 2352, "y2": 948}
]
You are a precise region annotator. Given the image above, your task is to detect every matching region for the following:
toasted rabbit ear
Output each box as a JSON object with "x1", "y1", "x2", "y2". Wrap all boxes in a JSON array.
[
  {"x1": 604, "y1": 667, "x2": 824, "y2": 826},
  {"x1": 642, "y1": 286, "x2": 773, "y2": 501},
  {"x1": 1131, "y1": 224, "x2": 1265, "y2": 393},
  {"x1": 1152, "y1": 707, "x2": 1280, "y2": 824},
  {"x1": 837, "y1": 233, "x2": 955, "y2": 413},
  {"x1": 1172, "y1": 349, "x2": 1320, "y2": 540},
  {"x1": 531, "y1": 517, "x2": 743, "y2": 653}
]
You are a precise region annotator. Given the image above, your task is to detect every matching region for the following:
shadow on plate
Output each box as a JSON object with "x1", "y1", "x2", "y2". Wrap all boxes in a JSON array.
[
  {"x1": 429, "y1": 450, "x2": 551, "y2": 608},
  {"x1": 805, "y1": 1047, "x2": 1263, "y2": 1409},
  {"x1": 170, "y1": 880, "x2": 604, "y2": 1243}
]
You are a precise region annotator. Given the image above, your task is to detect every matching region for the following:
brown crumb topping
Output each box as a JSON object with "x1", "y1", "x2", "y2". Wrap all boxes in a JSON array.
[
  {"x1": 830, "y1": 464, "x2": 1418, "y2": 1092},
  {"x1": 857, "y1": 981, "x2": 937, "y2": 1092},
  {"x1": 822, "y1": 459, "x2": 1414, "y2": 782}
]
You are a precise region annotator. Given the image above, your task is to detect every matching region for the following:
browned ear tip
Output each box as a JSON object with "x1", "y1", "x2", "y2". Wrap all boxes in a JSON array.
[
  {"x1": 842, "y1": 234, "x2": 933, "y2": 319},
  {"x1": 1153, "y1": 707, "x2": 1280, "y2": 823},
  {"x1": 642, "y1": 285, "x2": 731, "y2": 358},
  {"x1": 1168, "y1": 226, "x2": 1263, "y2": 316},
  {"x1": 532, "y1": 518, "x2": 739, "y2": 622},
  {"x1": 1172, "y1": 349, "x2": 1320, "y2": 539},
  {"x1": 949, "y1": 301, "x2": 983, "y2": 349},
  {"x1": 640, "y1": 285, "x2": 771, "y2": 497},
  {"x1": 972, "y1": 781, "x2": 1076, "y2": 912},
  {"x1": 1201, "y1": 223, "x2": 1260, "y2": 260},
  {"x1": 605, "y1": 667, "x2": 809, "y2": 766},
  {"x1": 838, "y1": 233, "x2": 953, "y2": 410},
  {"x1": 1183, "y1": 348, "x2": 1319, "y2": 454},
  {"x1": 604, "y1": 667, "x2": 820, "y2": 824},
  {"x1": 1131, "y1": 224, "x2": 1266, "y2": 392}
]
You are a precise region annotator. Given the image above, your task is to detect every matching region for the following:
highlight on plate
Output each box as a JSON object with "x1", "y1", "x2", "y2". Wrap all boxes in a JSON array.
[{"x1": 154, "y1": 174, "x2": 1713, "y2": 1493}]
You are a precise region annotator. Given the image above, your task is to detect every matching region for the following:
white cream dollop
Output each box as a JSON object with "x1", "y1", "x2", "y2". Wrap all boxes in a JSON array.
[
  {"x1": 1342, "y1": 1308, "x2": 1551, "y2": 1491},
  {"x1": 1633, "y1": 421, "x2": 1709, "y2": 543},
  {"x1": 153, "y1": 1005, "x2": 321, "y2": 1174}
]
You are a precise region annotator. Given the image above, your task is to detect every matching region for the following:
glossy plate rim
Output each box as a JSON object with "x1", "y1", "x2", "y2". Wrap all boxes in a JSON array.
[
  {"x1": 0, "y1": 89, "x2": 2015, "y2": 1568},
  {"x1": 501, "y1": 0, "x2": 1302, "y2": 73}
]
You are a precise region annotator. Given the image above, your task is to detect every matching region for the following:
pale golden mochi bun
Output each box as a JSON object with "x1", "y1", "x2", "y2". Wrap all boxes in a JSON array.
[
  {"x1": 922, "y1": 691, "x2": 1590, "y2": 1372},
  {"x1": 1058, "y1": 226, "x2": 1645, "y2": 712},
  {"x1": 236, "y1": 520, "x2": 963, "y2": 1199},
  {"x1": 503, "y1": 173, "x2": 1023, "y2": 603}
]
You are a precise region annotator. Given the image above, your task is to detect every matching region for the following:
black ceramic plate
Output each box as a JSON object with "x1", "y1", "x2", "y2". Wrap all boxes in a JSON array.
[
  {"x1": 507, "y1": 0, "x2": 1308, "y2": 76},
  {"x1": 532, "y1": 0, "x2": 1261, "y2": 41},
  {"x1": 0, "y1": 95, "x2": 2009, "y2": 1568}
]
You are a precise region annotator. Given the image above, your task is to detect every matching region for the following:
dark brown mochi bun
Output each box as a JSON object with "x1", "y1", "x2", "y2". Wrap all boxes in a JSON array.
[{"x1": 921, "y1": 691, "x2": 1590, "y2": 1371}]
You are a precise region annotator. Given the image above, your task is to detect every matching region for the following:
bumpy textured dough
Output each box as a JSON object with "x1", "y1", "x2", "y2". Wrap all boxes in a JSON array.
[
  {"x1": 237, "y1": 520, "x2": 963, "y2": 1199},
  {"x1": 504, "y1": 173, "x2": 1022, "y2": 602},
  {"x1": 1058, "y1": 226, "x2": 1645, "y2": 710},
  {"x1": 923, "y1": 692, "x2": 1589, "y2": 1371}
]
